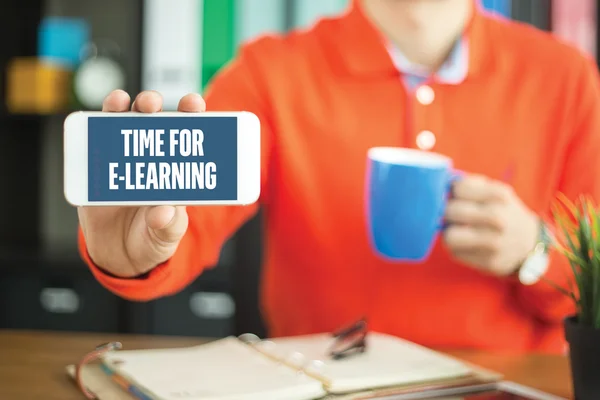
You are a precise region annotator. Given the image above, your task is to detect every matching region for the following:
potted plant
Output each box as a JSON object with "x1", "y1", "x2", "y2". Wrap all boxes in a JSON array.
[{"x1": 549, "y1": 194, "x2": 600, "y2": 400}]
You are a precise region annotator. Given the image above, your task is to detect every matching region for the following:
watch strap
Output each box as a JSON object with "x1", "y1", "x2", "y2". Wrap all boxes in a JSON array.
[{"x1": 517, "y1": 219, "x2": 552, "y2": 285}]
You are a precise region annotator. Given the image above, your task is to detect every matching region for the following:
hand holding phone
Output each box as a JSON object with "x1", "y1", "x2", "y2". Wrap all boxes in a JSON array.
[{"x1": 74, "y1": 90, "x2": 220, "y2": 278}]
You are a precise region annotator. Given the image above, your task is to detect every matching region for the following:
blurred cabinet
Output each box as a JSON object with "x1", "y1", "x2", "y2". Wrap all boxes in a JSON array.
[
  {"x1": 125, "y1": 239, "x2": 237, "y2": 337},
  {"x1": 0, "y1": 0, "x2": 144, "y2": 252},
  {"x1": 0, "y1": 0, "x2": 44, "y2": 248},
  {"x1": 0, "y1": 0, "x2": 43, "y2": 115},
  {"x1": 512, "y1": 0, "x2": 551, "y2": 30},
  {"x1": 134, "y1": 282, "x2": 236, "y2": 338},
  {"x1": 152, "y1": 291, "x2": 235, "y2": 337},
  {"x1": 0, "y1": 117, "x2": 43, "y2": 249},
  {"x1": 39, "y1": 115, "x2": 79, "y2": 257},
  {"x1": 0, "y1": 266, "x2": 124, "y2": 333}
]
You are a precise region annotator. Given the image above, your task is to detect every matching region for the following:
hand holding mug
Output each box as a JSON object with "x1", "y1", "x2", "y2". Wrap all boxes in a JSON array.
[
  {"x1": 365, "y1": 147, "x2": 539, "y2": 274},
  {"x1": 443, "y1": 174, "x2": 539, "y2": 276}
]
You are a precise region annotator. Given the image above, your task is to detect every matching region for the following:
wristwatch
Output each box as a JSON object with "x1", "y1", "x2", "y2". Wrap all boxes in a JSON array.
[{"x1": 517, "y1": 220, "x2": 553, "y2": 285}]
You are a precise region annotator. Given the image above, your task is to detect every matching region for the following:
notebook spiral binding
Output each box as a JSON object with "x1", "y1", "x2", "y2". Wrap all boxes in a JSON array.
[
  {"x1": 236, "y1": 318, "x2": 368, "y2": 383},
  {"x1": 238, "y1": 332, "x2": 328, "y2": 381}
]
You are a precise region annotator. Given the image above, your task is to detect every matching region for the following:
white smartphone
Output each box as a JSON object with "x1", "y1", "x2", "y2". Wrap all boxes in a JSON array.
[{"x1": 63, "y1": 111, "x2": 261, "y2": 206}]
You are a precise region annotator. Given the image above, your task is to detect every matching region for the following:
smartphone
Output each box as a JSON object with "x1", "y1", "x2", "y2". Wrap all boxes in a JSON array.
[
  {"x1": 381, "y1": 381, "x2": 566, "y2": 400},
  {"x1": 63, "y1": 111, "x2": 261, "y2": 207}
]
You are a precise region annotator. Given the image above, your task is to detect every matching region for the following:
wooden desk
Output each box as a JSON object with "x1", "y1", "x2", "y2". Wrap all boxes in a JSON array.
[{"x1": 0, "y1": 329, "x2": 573, "y2": 399}]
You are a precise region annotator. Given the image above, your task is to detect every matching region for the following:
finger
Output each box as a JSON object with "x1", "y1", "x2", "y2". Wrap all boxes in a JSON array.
[
  {"x1": 445, "y1": 200, "x2": 503, "y2": 230},
  {"x1": 452, "y1": 174, "x2": 510, "y2": 203},
  {"x1": 145, "y1": 206, "x2": 188, "y2": 244},
  {"x1": 451, "y1": 250, "x2": 495, "y2": 273},
  {"x1": 443, "y1": 225, "x2": 500, "y2": 252},
  {"x1": 102, "y1": 90, "x2": 131, "y2": 112},
  {"x1": 145, "y1": 206, "x2": 176, "y2": 230},
  {"x1": 178, "y1": 93, "x2": 206, "y2": 112},
  {"x1": 131, "y1": 91, "x2": 163, "y2": 113}
]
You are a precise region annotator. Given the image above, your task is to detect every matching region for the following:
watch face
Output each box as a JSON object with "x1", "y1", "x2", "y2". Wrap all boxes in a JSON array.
[
  {"x1": 74, "y1": 56, "x2": 126, "y2": 109},
  {"x1": 519, "y1": 252, "x2": 550, "y2": 286}
]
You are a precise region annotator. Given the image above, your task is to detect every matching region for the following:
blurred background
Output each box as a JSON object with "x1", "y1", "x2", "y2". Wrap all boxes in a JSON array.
[{"x1": 0, "y1": 0, "x2": 596, "y2": 339}]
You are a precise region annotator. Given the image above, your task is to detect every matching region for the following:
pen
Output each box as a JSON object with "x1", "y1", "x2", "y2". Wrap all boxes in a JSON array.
[{"x1": 329, "y1": 318, "x2": 368, "y2": 360}]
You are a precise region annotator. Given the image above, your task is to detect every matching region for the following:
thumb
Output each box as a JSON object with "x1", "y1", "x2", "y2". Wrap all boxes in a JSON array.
[{"x1": 145, "y1": 206, "x2": 188, "y2": 244}]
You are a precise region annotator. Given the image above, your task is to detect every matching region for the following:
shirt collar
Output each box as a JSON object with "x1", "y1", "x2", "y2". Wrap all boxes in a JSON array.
[
  {"x1": 329, "y1": 0, "x2": 492, "y2": 80},
  {"x1": 387, "y1": 37, "x2": 470, "y2": 85}
]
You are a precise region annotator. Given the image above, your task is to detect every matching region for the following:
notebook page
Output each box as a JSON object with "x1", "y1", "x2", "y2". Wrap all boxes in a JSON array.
[
  {"x1": 101, "y1": 337, "x2": 327, "y2": 400},
  {"x1": 270, "y1": 332, "x2": 473, "y2": 394}
]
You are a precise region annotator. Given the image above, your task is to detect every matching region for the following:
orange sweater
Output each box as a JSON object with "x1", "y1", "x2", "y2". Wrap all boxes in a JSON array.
[{"x1": 80, "y1": 2, "x2": 600, "y2": 353}]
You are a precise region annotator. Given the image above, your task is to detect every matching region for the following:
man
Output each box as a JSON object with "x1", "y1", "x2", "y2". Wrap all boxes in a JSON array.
[{"x1": 77, "y1": 0, "x2": 600, "y2": 354}]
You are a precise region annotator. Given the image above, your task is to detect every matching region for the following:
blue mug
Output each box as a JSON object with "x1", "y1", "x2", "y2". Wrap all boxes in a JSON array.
[{"x1": 365, "y1": 147, "x2": 460, "y2": 262}]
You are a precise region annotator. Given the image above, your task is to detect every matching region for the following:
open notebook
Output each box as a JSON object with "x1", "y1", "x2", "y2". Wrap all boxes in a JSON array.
[{"x1": 66, "y1": 331, "x2": 502, "y2": 400}]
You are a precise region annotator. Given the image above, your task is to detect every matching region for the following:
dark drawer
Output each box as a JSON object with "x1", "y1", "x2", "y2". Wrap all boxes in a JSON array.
[
  {"x1": 129, "y1": 276, "x2": 236, "y2": 338},
  {"x1": 0, "y1": 268, "x2": 122, "y2": 333},
  {"x1": 198, "y1": 237, "x2": 236, "y2": 283}
]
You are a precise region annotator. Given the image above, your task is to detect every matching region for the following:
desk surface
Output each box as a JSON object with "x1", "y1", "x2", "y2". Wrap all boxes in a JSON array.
[{"x1": 0, "y1": 329, "x2": 573, "y2": 399}]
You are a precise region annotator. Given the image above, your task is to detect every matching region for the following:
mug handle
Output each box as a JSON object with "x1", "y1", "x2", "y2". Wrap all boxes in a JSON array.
[
  {"x1": 448, "y1": 169, "x2": 464, "y2": 195},
  {"x1": 439, "y1": 169, "x2": 464, "y2": 231}
]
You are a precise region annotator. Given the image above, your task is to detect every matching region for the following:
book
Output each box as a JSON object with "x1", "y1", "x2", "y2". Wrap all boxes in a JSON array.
[
  {"x1": 235, "y1": 0, "x2": 286, "y2": 47},
  {"x1": 67, "y1": 331, "x2": 502, "y2": 400},
  {"x1": 292, "y1": 0, "x2": 349, "y2": 30},
  {"x1": 551, "y1": 0, "x2": 597, "y2": 59},
  {"x1": 511, "y1": 0, "x2": 551, "y2": 31},
  {"x1": 201, "y1": 0, "x2": 235, "y2": 90},
  {"x1": 480, "y1": 0, "x2": 511, "y2": 18},
  {"x1": 530, "y1": 0, "x2": 551, "y2": 31},
  {"x1": 141, "y1": 0, "x2": 202, "y2": 110}
]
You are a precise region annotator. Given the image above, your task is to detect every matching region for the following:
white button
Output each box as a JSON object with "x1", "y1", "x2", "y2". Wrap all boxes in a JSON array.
[
  {"x1": 416, "y1": 130, "x2": 436, "y2": 150},
  {"x1": 416, "y1": 85, "x2": 435, "y2": 105}
]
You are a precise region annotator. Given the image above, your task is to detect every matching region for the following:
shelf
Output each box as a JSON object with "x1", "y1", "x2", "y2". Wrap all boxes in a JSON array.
[
  {"x1": 0, "y1": 245, "x2": 86, "y2": 271},
  {"x1": 0, "y1": 110, "x2": 71, "y2": 117},
  {"x1": 0, "y1": 112, "x2": 71, "y2": 124}
]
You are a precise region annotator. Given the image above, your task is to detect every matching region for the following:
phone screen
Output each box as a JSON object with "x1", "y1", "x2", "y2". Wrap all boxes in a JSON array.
[{"x1": 87, "y1": 115, "x2": 238, "y2": 203}]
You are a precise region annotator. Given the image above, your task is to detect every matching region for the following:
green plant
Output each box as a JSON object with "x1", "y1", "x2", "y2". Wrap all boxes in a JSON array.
[{"x1": 550, "y1": 194, "x2": 600, "y2": 329}]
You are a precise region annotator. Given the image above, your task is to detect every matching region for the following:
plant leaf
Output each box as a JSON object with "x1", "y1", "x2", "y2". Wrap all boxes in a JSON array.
[{"x1": 556, "y1": 192, "x2": 579, "y2": 220}]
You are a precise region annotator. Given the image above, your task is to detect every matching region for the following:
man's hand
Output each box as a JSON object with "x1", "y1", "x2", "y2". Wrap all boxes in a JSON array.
[
  {"x1": 443, "y1": 174, "x2": 539, "y2": 277},
  {"x1": 77, "y1": 89, "x2": 206, "y2": 278}
]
